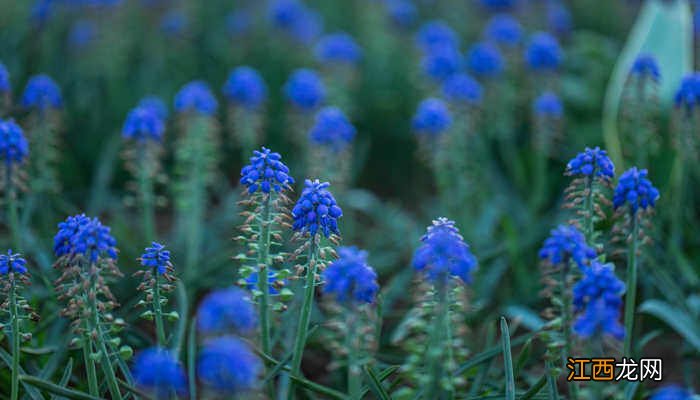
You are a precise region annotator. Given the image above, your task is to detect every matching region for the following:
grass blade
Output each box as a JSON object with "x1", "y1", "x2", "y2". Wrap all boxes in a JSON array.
[
  {"x1": 363, "y1": 365, "x2": 391, "y2": 400},
  {"x1": 51, "y1": 358, "x2": 74, "y2": 400},
  {"x1": 500, "y1": 317, "x2": 515, "y2": 400},
  {"x1": 19, "y1": 375, "x2": 101, "y2": 400},
  {"x1": 0, "y1": 347, "x2": 46, "y2": 400},
  {"x1": 187, "y1": 317, "x2": 197, "y2": 400},
  {"x1": 639, "y1": 299, "x2": 700, "y2": 352}
]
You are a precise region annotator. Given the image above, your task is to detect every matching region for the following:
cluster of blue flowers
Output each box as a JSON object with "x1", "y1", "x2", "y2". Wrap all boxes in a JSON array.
[
  {"x1": 174, "y1": 80, "x2": 218, "y2": 116},
  {"x1": 674, "y1": 73, "x2": 700, "y2": 110},
  {"x1": 0, "y1": 120, "x2": 29, "y2": 166},
  {"x1": 284, "y1": 69, "x2": 326, "y2": 111},
  {"x1": 384, "y1": 0, "x2": 417, "y2": 28},
  {"x1": 133, "y1": 348, "x2": 187, "y2": 397},
  {"x1": 566, "y1": 147, "x2": 615, "y2": 180},
  {"x1": 0, "y1": 63, "x2": 10, "y2": 94},
  {"x1": 291, "y1": 179, "x2": 343, "y2": 237},
  {"x1": 239, "y1": 147, "x2": 295, "y2": 194},
  {"x1": 650, "y1": 385, "x2": 695, "y2": 400},
  {"x1": 416, "y1": 20, "x2": 458, "y2": 52},
  {"x1": 479, "y1": 0, "x2": 517, "y2": 12},
  {"x1": 138, "y1": 96, "x2": 169, "y2": 121},
  {"x1": 467, "y1": 42, "x2": 504, "y2": 78},
  {"x1": 140, "y1": 242, "x2": 171, "y2": 275},
  {"x1": 547, "y1": 2, "x2": 572, "y2": 37},
  {"x1": 308, "y1": 106, "x2": 356, "y2": 151},
  {"x1": 484, "y1": 14, "x2": 522, "y2": 47},
  {"x1": 533, "y1": 91, "x2": 563, "y2": 118},
  {"x1": 322, "y1": 246, "x2": 379, "y2": 304},
  {"x1": 122, "y1": 105, "x2": 165, "y2": 142},
  {"x1": 197, "y1": 336, "x2": 262, "y2": 394},
  {"x1": 442, "y1": 73, "x2": 483, "y2": 105},
  {"x1": 269, "y1": 0, "x2": 322, "y2": 44},
  {"x1": 613, "y1": 167, "x2": 660, "y2": 214},
  {"x1": 197, "y1": 287, "x2": 257, "y2": 336},
  {"x1": 314, "y1": 33, "x2": 363, "y2": 65},
  {"x1": 525, "y1": 32, "x2": 562, "y2": 71},
  {"x1": 572, "y1": 262, "x2": 625, "y2": 339},
  {"x1": 53, "y1": 214, "x2": 118, "y2": 262},
  {"x1": 539, "y1": 224, "x2": 596, "y2": 269},
  {"x1": 421, "y1": 45, "x2": 463, "y2": 82},
  {"x1": 21, "y1": 74, "x2": 62, "y2": 111},
  {"x1": 412, "y1": 98, "x2": 452, "y2": 136},
  {"x1": 0, "y1": 250, "x2": 27, "y2": 275},
  {"x1": 412, "y1": 218, "x2": 478, "y2": 284},
  {"x1": 222, "y1": 66, "x2": 267, "y2": 110},
  {"x1": 630, "y1": 54, "x2": 661, "y2": 82}
]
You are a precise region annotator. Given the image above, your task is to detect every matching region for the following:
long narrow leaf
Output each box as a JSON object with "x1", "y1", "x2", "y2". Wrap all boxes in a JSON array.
[
  {"x1": 363, "y1": 365, "x2": 391, "y2": 400},
  {"x1": 19, "y1": 375, "x2": 101, "y2": 400},
  {"x1": 0, "y1": 347, "x2": 46, "y2": 400},
  {"x1": 454, "y1": 334, "x2": 533, "y2": 375},
  {"x1": 51, "y1": 358, "x2": 74, "y2": 400},
  {"x1": 639, "y1": 300, "x2": 700, "y2": 352},
  {"x1": 500, "y1": 317, "x2": 515, "y2": 400}
]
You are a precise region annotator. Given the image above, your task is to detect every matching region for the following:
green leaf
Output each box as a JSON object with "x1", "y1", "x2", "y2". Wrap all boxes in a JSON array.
[
  {"x1": 519, "y1": 375, "x2": 547, "y2": 400},
  {"x1": 51, "y1": 358, "x2": 74, "y2": 400},
  {"x1": 504, "y1": 306, "x2": 545, "y2": 332},
  {"x1": 638, "y1": 300, "x2": 700, "y2": 352},
  {"x1": 19, "y1": 375, "x2": 102, "y2": 400},
  {"x1": 603, "y1": 0, "x2": 693, "y2": 169},
  {"x1": 0, "y1": 347, "x2": 46, "y2": 400},
  {"x1": 363, "y1": 365, "x2": 391, "y2": 400},
  {"x1": 500, "y1": 317, "x2": 515, "y2": 400},
  {"x1": 187, "y1": 317, "x2": 197, "y2": 400},
  {"x1": 454, "y1": 333, "x2": 533, "y2": 375},
  {"x1": 360, "y1": 366, "x2": 399, "y2": 398}
]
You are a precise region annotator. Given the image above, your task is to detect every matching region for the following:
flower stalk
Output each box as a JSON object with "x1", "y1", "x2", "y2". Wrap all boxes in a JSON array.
[
  {"x1": 623, "y1": 212, "x2": 639, "y2": 357},
  {"x1": 289, "y1": 237, "x2": 318, "y2": 390},
  {"x1": 9, "y1": 278, "x2": 19, "y2": 400}
]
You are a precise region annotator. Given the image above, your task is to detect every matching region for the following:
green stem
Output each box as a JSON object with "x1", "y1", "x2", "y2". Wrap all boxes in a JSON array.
[
  {"x1": 425, "y1": 281, "x2": 449, "y2": 399},
  {"x1": 288, "y1": 237, "x2": 318, "y2": 399},
  {"x1": 6, "y1": 163, "x2": 20, "y2": 251},
  {"x1": 623, "y1": 212, "x2": 639, "y2": 357},
  {"x1": 10, "y1": 278, "x2": 20, "y2": 400},
  {"x1": 153, "y1": 272, "x2": 167, "y2": 347},
  {"x1": 346, "y1": 311, "x2": 361, "y2": 400},
  {"x1": 82, "y1": 335, "x2": 99, "y2": 396},
  {"x1": 98, "y1": 334, "x2": 123, "y2": 400},
  {"x1": 583, "y1": 176, "x2": 595, "y2": 245},
  {"x1": 182, "y1": 117, "x2": 207, "y2": 286},
  {"x1": 257, "y1": 195, "x2": 273, "y2": 395},
  {"x1": 560, "y1": 262, "x2": 578, "y2": 399},
  {"x1": 138, "y1": 145, "x2": 156, "y2": 241},
  {"x1": 544, "y1": 360, "x2": 559, "y2": 400}
]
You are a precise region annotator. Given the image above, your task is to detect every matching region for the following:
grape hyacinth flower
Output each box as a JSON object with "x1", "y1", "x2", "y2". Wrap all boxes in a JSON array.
[
  {"x1": 139, "y1": 96, "x2": 169, "y2": 121},
  {"x1": 547, "y1": 2, "x2": 572, "y2": 37},
  {"x1": 385, "y1": 0, "x2": 417, "y2": 28},
  {"x1": 421, "y1": 45, "x2": 463, "y2": 82},
  {"x1": 0, "y1": 62, "x2": 10, "y2": 107},
  {"x1": 0, "y1": 120, "x2": 29, "y2": 167},
  {"x1": 309, "y1": 106, "x2": 356, "y2": 151},
  {"x1": 53, "y1": 214, "x2": 124, "y2": 398},
  {"x1": 322, "y1": 246, "x2": 379, "y2": 304},
  {"x1": 630, "y1": 54, "x2": 661, "y2": 82},
  {"x1": 539, "y1": 224, "x2": 596, "y2": 270},
  {"x1": 415, "y1": 20, "x2": 458, "y2": 52},
  {"x1": 0, "y1": 251, "x2": 32, "y2": 400},
  {"x1": 413, "y1": 218, "x2": 477, "y2": 284},
  {"x1": 133, "y1": 348, "x2": 187, "y2": 398},
  {"x1": 268, "y1": 0, "x2": 322, "y2": 44},
  {"x1": 314, "y1": 33, "x2": 363, "y2": 65},
  {"x1": 613, "y1": 167, "x2": 659, "y2": 214},
  {"x1": 566, "y1": 147, "x2": 615, "y2": 180},
  {"x1": 136, "y1": 242, "x2": 177, "y2": 347},
  {"x1": 525, "y1": 32, "x2": 562, "y2": 72},
  {"x1": 222, "y1": 66, "x2": 267, "y2": 110},
  {"x1": 174, "y1": 80, "x2": 218, "y2": 116},
  {"x1": 484, "y1": 14, "x2": 522, "y2": 47},
  {"x1": 572, "y1": 262, "x2": 625, "y2": 340},
  {"x1": 478, "y1": 0, "x2": 517, "y2": 12},
  {"x1": 442, "y1": 73, "x2": 483, "y2": 105},
  {"x1": 68, "y1": 19, "x2": 96, "y2": 49},
  {"x1": 650, "y1": 385, "x2": 695, "y2": 400},
  {"x1": 197, "y1": 337, "x2": 262, "y2": 396},
  {"x1": 284, "y1": 69, "x2": 326, "y2": 112},
  {"x1": 291, "y1": 179, "x2": 342, "y2": 237},
  {"x1": 533, "y1": 91, "x2": 563, "y2": 118},
  {"x1": 412, "y1": 97, "x2": 452, "y2": 145},
  {"x1": 467, "y1": 42, "x2": 504, "y2": 78},
  {"x1": 239, "y1": 147, "x2": 295, "y2": 194},
  {"x1": 160, "y1": 9, "x2": 187, "y2": 37},
  {"x1": 122, "y1": 105, "x2": 165, "y2": 142},
  {"x1": 674, "y1": 72, "x2": 700, "y2": 111},
  {"x1": 21, "y1": 74, "x2": 62, "y2": 111},
  {"x1": 244, "y1": 271, "x2": 281, "y2": 295},
  {"x1": 197, "y1": 287, "x2": 257, "y2": 337}
]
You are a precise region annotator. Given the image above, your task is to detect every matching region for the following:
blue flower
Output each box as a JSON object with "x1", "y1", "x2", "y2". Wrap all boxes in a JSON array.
[
  {"x1": 484, "y1": 14, "x2": 522, "y2": 47},
  {"x1": 322, "y1": 246, "x2": 379, "y2": 304},
  {"x1": 21, "y1": 74, "x2": 62, "y2": 110},
  {"x1": 197, "y1": 287, "x2": 257, "y2": 336},
  {"x1": 0, "y1": 120, "x2": 29, "y2": 166},
  {"x1": 547, "y1": 2, "x2": 572, "y2": 36},
  {"x1": 138, "y1": 96, "x2": 169, "y2": 121},
  {"x1": 412, "y1": 218, "x2": 478, "y2": 284},
  {"x1": 222, "y1": 66, "x2": 267, "y2": 110},
  {"x1": 283, "y1": 69, "x2": 326, "y2": 111},
  {"x1": 197, "y1": 336, "x2": 262, "y2": 394},
  {"x1": 572, "y1": 262, "x2": 625, "y2": 340},
  {"x1": 421, "y1": 45, "x2": 463, "y2": 82},
  {"x1": 650, "y1": 385, "x2": 694, "y2": 400},
  {"x1": 0, "y1": 63, "x2": 10, "y2": 93},
  {"x1": 31, "y1": 0, "x2": 53, "y2": 26},
  {"x1": 269, "y1": 0, "x2": 322, "y2": 44},
  {"x1": 412, "y1": 98, "x2": 452, "y2": 135},
  {"x1": 309, "y1": 106, "x2": 356, "y2": 151},
  {"x1": 467, "y1": 42, "x2": 504, "y2": 78},
  {"x1": 442, "y1": 73, "x2": 483, "y2": 105},
  {"x1": 245, "y1": 271, "x2": 281, "y2": 294},
  {"x1": 132, "y1": 348, "x2": 187, "y2": 398},
  {"x1": 53, "y1": 214, "x2": 118, "y2": 263},
  {"x1": 416, "y1": 20, "x2": 458, "y2": 52},
  {"x1": 630, "y1": 54, "x2": 660, "y2": 82},
  {"x1": 239, "y1": 147, "x2": 294, "y2": 194},
  {"x1": 68, "y1": 20, "x2": 96, "y2": 49},
  {"x1": 533, "y1": 91, "x2": 563, "y2": 118},
  {"x1": 291, "y1": 179, "x2": 342, "y2": 237},
  {"x1": 566, "y1": 147, "x2": 615, "y2": 180},
  {"x1": 122, "y1": 106, "x2": 165, "y2": 142},
  {"x1": 478, "y1": 0, "x2": 517, "y2": 12},
  {"x1": 674, "y1": 73, "x2": 700, "y2": 110},
  {"x1": 539, "y1": 224, "x2": 595, "y2": 270},
  {"x1": 385, "y1": 0, "x2": 417, "y2": 28},
  {"x1": 314, "y1": 33, "x2": 363, "y2": 65},
  {"x1": 0, "y1": 250, "x2": 28, "y2": 275},
  {"x1": 160, "y1": 9, "x2": 187, "y2": 36},
  {"x1": 525, "y1": 32, "x2": 562, "y2": 71},
  {"x1": 613, "y1": 167, "x2": 660, "y2": 213},
  {"x1": 140, "y1": 242, "x2": 171, "y2": 275},
  {"x1": 174, "y1": 81, "x2": 218, "y2": 115}
]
